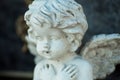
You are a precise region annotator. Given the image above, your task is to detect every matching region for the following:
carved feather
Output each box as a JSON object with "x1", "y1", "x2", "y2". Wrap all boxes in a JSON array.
[{"x1": 81, "y1": 34, "x2": 120, "y2": 79}]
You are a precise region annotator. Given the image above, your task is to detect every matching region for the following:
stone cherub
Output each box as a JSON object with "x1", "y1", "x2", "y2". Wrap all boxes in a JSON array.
[{"x1": 24, "y1": 0, "x2": 120, "y2": 80}]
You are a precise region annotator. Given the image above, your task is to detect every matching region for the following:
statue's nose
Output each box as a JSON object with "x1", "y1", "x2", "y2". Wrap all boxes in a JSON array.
[
  {"x1": 43, "y1": 37, "x2": 49, "y2": 43},
  {"x1": 42, "y1": 38, "x2": 50, "y2": 49},
  {"x1": 43, "y1": 44, "x2": 50, "y2": 49}
]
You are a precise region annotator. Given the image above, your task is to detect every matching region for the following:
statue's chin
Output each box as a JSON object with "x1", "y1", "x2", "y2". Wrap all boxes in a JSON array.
[{"x1": 43, "y1": 55, "x2": 63, "y2": 60}]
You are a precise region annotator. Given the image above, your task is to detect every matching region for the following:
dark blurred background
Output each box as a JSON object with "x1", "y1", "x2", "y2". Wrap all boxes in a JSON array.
[{"x1": 0, "y1": 0, "x2": 120, "y2": 80}]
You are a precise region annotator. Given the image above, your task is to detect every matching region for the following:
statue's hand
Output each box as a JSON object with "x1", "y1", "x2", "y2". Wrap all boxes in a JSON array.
[
  {"x1": 56, "y1": 65, "x2": 78, "y2": 80},
  {"x1": 39, "y1": 64, "x2": 55, "y2": 80}
]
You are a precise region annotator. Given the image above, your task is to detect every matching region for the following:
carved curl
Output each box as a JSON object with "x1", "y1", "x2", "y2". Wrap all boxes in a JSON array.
[{"x1": 24, "y1": 0, "x2": 88, "y2": 48}]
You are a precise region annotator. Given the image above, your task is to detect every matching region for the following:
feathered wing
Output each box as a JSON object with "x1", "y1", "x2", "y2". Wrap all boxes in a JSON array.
[{"x1": 81, "y1": 34, "x2": 120, "y2": 79}]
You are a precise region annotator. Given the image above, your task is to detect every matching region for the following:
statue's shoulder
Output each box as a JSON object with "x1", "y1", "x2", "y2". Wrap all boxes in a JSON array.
[
  {"x1": 34, "y1": 59, "x2": 46, "y2": 69},
  {"x1": 69, "y1": 56, "x2": 92, "y2": 70}
]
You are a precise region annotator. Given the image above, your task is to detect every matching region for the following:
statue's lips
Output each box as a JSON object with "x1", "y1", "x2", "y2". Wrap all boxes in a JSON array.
[
  {"x1": 42, "y1": 50, "x2": 51, "y2": 54},
  {"x1": 42, "y1": 50, "x2": 53, "y2": 58}
]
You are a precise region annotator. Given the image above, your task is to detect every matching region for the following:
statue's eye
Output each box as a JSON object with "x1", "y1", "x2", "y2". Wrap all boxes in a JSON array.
[{"x1": 36, "y1": 36, "x2": 43, "y2": 41}]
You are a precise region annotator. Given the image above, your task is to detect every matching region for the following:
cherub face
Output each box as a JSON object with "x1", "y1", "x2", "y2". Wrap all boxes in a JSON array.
[{"x1": 34, "y1": 27, "x2": 71, "y2": 59}]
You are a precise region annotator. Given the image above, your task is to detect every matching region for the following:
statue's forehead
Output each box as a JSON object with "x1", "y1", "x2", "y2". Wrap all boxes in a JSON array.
[{"x1": 33, "y1": 27, "x2": 64, "y2": 36}]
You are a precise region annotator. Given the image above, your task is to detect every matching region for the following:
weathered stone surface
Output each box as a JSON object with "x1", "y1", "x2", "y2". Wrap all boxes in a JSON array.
[{"x1": 0, "y1": 0, "x2": 120, "y2": 80}]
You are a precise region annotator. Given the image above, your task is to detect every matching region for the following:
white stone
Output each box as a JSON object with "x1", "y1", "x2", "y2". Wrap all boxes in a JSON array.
[{"x1": 24, "y1": 0, "x2": 120, "y2": 80}]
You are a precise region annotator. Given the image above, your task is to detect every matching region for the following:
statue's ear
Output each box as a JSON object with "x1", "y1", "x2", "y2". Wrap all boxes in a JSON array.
[
  {"x1": 70, "y1": 40, "x2": 80, "y2": 52},
  {"x1": 66, "y1": 34, "x2": 80, "y2": 52}
]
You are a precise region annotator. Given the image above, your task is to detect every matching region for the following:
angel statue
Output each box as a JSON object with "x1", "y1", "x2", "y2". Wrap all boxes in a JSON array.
[{"x1": 24, "y1": 0, "x2": 120, "y2": 80}]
